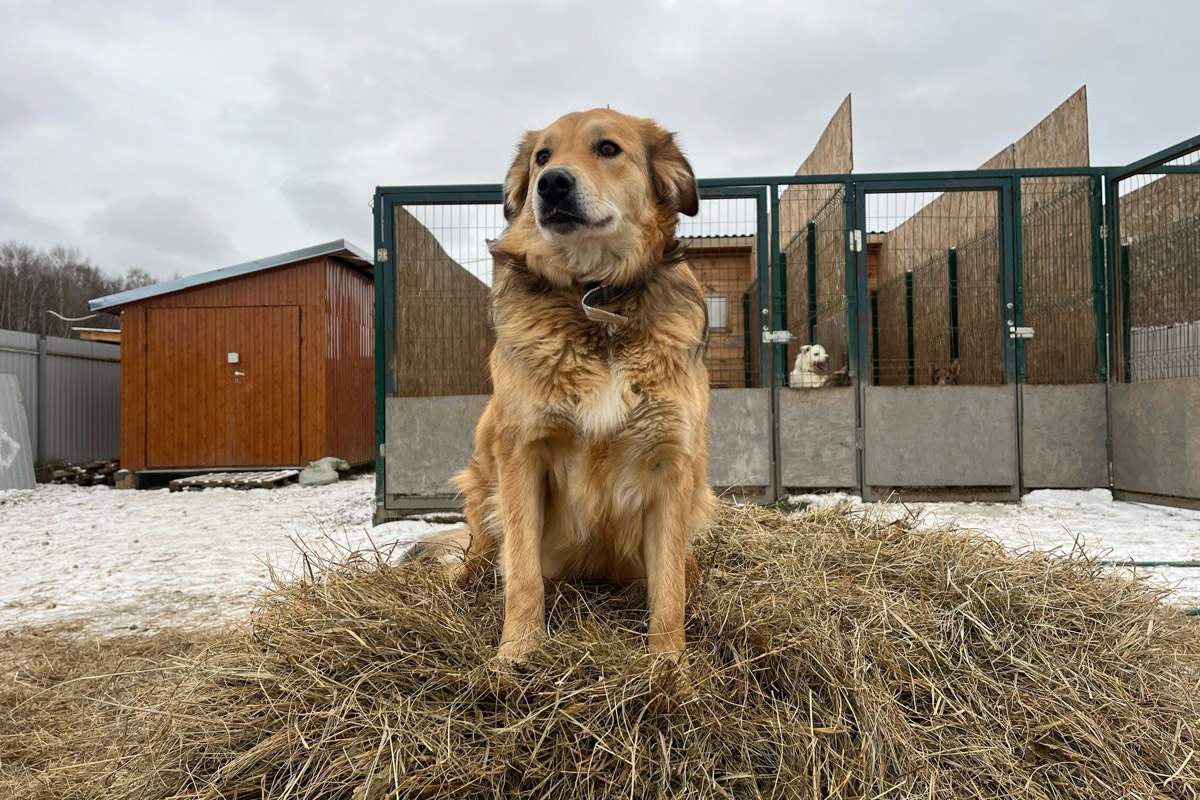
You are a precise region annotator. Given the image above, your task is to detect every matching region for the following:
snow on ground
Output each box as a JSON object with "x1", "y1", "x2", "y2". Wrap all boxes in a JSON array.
[
  {"x1": 0, "y1": 474, "x2": 455, "y2": 634},
  {"x1": 793, "y1": 488, "x2": 1200, "y2": 606},
  {"x1": 2, "y1": 477, "x2": 1199, "y2": 636}
]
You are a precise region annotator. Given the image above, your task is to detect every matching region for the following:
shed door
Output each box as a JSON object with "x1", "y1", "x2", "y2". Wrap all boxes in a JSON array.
[{"x1": 147, "y1": 307, "x2": 301, "y2": 468}]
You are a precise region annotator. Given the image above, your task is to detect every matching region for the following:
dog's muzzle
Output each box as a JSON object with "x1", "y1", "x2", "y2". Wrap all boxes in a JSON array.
[{"x1": 536, "y1": 167, "x2": 588, "y2": 230}]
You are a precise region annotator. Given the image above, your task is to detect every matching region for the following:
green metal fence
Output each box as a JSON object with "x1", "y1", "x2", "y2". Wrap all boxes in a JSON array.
[
  {"x1": 1108, "y1": 137, "x2": 1200, "y2": 382},
  {"x1": 373, "y1": 143, "x2": 1200, "y2": 512}
]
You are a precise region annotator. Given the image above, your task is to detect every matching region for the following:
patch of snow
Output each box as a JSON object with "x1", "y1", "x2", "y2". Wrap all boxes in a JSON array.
[
  {"x1": 0, "y1": 475, "x2": 454, "y2": 634},
  {"x1": 791, "y1": 488, "x2": 1200, "y2": 607},
  {"x1": 3, "y1": 480, "x2": 1198, "y2": 636}
]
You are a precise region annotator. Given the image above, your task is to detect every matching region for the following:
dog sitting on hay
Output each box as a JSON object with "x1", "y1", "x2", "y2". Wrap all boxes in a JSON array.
[{"x1": 418, "y1": 109, "x2": 714, "y2": 665}]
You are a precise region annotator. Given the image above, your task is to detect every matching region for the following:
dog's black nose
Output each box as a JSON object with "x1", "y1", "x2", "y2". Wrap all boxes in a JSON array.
[{"x1": 537, "y1": 168, "x2": 575, "y2": 204}]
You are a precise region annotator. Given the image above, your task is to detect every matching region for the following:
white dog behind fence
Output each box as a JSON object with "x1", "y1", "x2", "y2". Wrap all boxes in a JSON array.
[{"x1": 790, "y1": 344, "x2": 830, "y2": 388}]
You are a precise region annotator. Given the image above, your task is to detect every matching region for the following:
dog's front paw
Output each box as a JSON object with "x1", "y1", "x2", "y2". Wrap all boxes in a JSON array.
[{"x1": 495, "y1": 628, "x2": 546, "y2": 666}]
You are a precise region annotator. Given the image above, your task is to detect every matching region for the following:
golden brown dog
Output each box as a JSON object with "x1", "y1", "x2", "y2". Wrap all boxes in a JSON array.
[{"x1": 451, "y1": 109, "x2": 715, "y2": 664}]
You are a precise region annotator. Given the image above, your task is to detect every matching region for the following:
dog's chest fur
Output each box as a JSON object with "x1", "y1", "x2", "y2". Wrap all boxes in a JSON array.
[
  {"x1": 492, "y1": 283, "x2": 699, "y2": 443},
  {"x1": 509, "y1": 312, "x2": 647, "y2": 439}
]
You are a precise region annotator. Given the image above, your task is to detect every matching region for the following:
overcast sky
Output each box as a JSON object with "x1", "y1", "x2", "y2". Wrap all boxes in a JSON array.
[{"x1": 1, "y1": 0, "x2": 1197, "y2": 282}]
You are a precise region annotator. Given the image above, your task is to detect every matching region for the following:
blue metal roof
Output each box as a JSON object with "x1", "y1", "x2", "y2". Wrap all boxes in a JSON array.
[{"x1": 88, "y1": 239, "x2": 372, "y2": 312}]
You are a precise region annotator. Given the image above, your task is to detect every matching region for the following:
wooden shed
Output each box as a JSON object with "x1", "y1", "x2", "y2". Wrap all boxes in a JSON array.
[{"x1": 89, "y1": 240, "x2": 374, "y2": 475}]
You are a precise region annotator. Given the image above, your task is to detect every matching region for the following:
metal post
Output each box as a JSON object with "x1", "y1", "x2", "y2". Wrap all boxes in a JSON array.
[
  {"x1": 947, "y1": 247, "x2": 960, "y2": 362},
  {"x1": 777, "y1": 251, "x2": 789, "y2": 376},
  {"x1": 769, "y1": 186, "x2": 786, "y2": 387},
  {"x1": 1089, "y1": 176, "x2": 1109, "y2": 382},
  {"x1": 754, "y1": 187, "x2": 773, "y2": 391},
  {"x1": 904, "y1": 271, "x2": 915, "y2": 386},
  {"x1": 849, "y1": 182, "x2": 867, "y2": 501},
  {"x1": 869, "y1": 289, "x2": 880, "y2": 386},
  {"x1": 844, "y1": 183, "x2": 862, "y2": 384},
  {"x1": 742, "y1": 291, "x2": 752, "y2": 388},
  {"x1": 1012, "y1": 179, "x2": 1026, "y2": 384},
  {"x1": 805, "y1": 221, "x2": 818, "y2": 345},
  {"x1": 1120, "y1": 243, "x2": 1132, "y2": 383}
]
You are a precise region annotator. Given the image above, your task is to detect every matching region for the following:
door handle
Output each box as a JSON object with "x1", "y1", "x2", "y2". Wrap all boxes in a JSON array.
[{"x1": 233, "y1": 370, "x2": 246, "y2": 376}]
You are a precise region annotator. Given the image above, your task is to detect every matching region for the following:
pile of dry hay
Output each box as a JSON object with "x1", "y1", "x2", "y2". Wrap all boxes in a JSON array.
[{"x1": 85, "y1": 502, "x2": 1200, "y2": 799}]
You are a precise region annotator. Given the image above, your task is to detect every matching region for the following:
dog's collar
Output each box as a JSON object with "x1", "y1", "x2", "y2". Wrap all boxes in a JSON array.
[{"x1": 581, "y1": 281, "x2": 631, "y2": 327}]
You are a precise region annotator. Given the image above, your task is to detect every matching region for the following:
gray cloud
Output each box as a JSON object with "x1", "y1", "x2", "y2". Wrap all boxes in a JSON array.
[
  {"x1": 1, "y1": 0, "x2": 1197, "y2": 283},
  {"x1": 85, "y1": 194, "x2": 237, "y2": 264},
  {"x1": 0, "y1": 197, "x2": 71, "y2": 245},
  {"x1": 283, "y1": 178, "x2": 371, "y2": 243}
]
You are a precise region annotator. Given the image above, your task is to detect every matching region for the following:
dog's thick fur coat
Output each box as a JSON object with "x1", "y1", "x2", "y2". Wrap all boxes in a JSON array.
[{"x1": 452, "y1": 109, "x2": 715, "y2": 663}]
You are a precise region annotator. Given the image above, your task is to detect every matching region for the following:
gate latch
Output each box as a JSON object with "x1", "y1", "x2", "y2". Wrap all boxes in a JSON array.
[
  {"x1": 1009, "y1": 325, "x2": 1035, "y2": 340},
  {"x1": 762, "y1": 329, "x2": 795, "y2": 344}
]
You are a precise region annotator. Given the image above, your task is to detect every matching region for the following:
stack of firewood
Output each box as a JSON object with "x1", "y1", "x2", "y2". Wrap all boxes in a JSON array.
[{"x1": 51, "y1": 459, "x2": 121, "y2": 486}]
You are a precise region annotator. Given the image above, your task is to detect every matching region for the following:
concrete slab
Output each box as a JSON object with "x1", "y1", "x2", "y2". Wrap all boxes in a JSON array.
[
  {"x1": 778, "y1": 387, "x2": 857, "y2": 490},
  {"x1": 864, "y1": 385, "x2": 1017, "y2": 490},
  {"x1": 1112, "y1": 377, "x2": 1200, "y2": 503},
  {"x1": 1020, "y1": 383, "x2": 1109, "y2": 489}
]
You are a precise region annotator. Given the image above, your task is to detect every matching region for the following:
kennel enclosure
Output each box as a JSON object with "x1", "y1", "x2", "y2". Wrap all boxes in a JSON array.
[{"x1": 373, "y1": 133, "x2": 1200, "y2": 521}]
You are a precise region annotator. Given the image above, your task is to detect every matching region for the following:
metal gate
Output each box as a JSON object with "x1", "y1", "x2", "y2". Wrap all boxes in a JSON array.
[
  {"x1": 1107, "y1": 135, "x2": 1200, "y2": 509},
  {"x1": 768, "y1": 171, "x2": 1107, "y2": 503},
  {"x1": 372, "y1": 185, "x2": 773, "y2": 515},
  {"x1": 853, "y1": 178, "x2": 1020, "y2": 501}
]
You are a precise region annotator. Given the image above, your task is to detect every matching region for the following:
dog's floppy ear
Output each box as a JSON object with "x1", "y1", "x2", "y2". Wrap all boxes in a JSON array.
[
  {"x1": 799, "y1": 344, "x2": 812, "y2": 353},
  {"x1": 644, "y1": 123, "x2": 700, "y2": 217},
  {"x1": 502, "y1": 130, "x2": 540, "y2": 221}
]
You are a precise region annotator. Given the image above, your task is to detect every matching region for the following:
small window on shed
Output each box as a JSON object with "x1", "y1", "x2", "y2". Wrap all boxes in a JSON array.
[{"x1": 706, "y1": 294, "x2": 729, "y2": 332}]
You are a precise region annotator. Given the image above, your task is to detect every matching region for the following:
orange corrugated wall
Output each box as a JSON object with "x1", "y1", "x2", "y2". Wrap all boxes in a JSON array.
[{"x1": 118, "y1": 256, "x2": 374, "y2": 470}]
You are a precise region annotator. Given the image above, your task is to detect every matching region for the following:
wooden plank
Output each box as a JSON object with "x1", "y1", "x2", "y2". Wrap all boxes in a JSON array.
[{"x1": 168, "y1": 469, "x2": 299, "y2": 492}]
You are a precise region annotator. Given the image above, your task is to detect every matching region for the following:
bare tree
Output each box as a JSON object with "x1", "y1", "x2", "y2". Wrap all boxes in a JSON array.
[{"x1": 0, "y1": 241, "x2": 157, "y2": 337}]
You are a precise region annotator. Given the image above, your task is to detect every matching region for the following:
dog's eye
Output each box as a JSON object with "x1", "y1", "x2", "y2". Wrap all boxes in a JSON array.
[
  {"x1": 535, "y1": 149, "x2": 551, "y2": 167},
  {"x1": 597, "y1": 140, "x2": 622, "y2": 158}
]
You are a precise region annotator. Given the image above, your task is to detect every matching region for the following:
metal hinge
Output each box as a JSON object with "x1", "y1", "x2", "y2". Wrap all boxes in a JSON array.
[
  {"x1": 1099, "y1": 224, "x2": 1108, "y2": 239},
  {"x1": 762, "y1": 329, "x2": 794, "y2": 344},
  {"x1": 376, "y1": 248, "x2": 388, "y2": 263},
  {"x1": 849, "y1": 230, "x2": 863, "y2": 253},
  {"x1": 1009, "y1": 325, "x2": 1035, "y2": 340},
  {"x1": 855, "y1": 426, "x2": 864, "y2": 450}
]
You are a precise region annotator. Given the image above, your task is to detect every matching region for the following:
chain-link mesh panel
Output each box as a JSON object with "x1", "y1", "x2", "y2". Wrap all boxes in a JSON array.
[
  {"x1": 678, "y1": 196, "x2": 761, "y2": 388},
  {"x1": 391, "y1": 197, "x2": 762, "y2": 396},
  {"x1": 867, "y1": 191, "x2": 1005, "y2": 386},
  {"x1": 393, "y1": 204, "x2": 503, "y2": 397},
  {"x1": 777, "y1": 184, "x2": 849, "y2": 386},
  {"x1": 1116, "y1": 149, "x2": 1200, "y2": 382}
]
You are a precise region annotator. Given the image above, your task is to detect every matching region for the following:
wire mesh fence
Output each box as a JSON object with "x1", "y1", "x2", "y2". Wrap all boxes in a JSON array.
[
  {"x1": 1020, "y1": 176, "x2": 1102, "y2": 384},
  {"x1": 393, "y1": 204, "x2": 503, "y2": 397},
  {"x1": 778, "y1": 184, "x2": 849, "y2": 386},
  {"x1": 1115, "y1": 148, "x2": 1200, "y2": 382},
  {"x1": 678, "y1": 196, "x2": 762, "y2": 388},
  {"x1": 867, "y1": 191, "x2": 1005, "y2": 386},
  {"x1": 386, "y1": 168, "x2": 1144, "y2": 398},
  {"x1": 390, "y1": 195, "x2": 764, "y2": 397}
]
